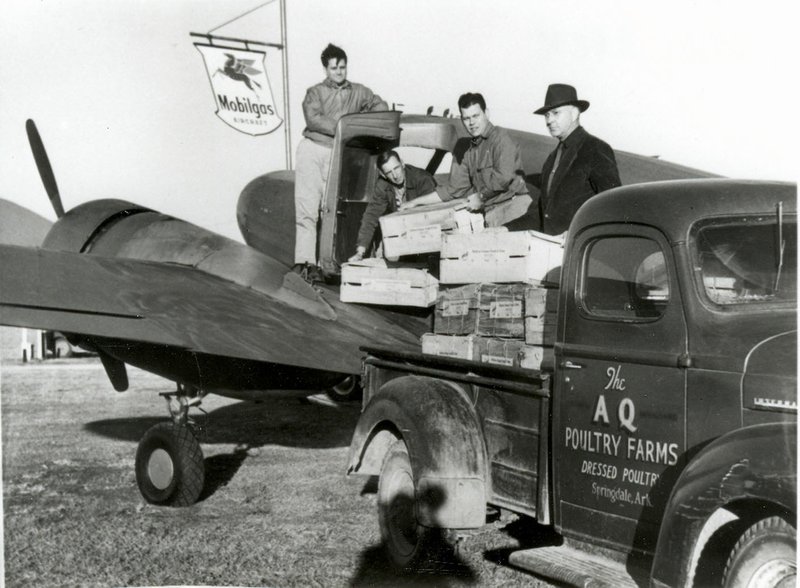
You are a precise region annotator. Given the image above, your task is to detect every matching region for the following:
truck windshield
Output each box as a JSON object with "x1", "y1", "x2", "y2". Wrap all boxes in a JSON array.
[{"x1": 693, "y1": 216, "x2": 797, "y2": 305}]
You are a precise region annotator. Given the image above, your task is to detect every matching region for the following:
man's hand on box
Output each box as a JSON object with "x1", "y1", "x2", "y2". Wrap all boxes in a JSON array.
[
  {"x1": 465, "y1": 193, "x2": 484, "y2": 211},
  {"x1": 348, "y1": 246, "x2": 366, "y2": 262}
]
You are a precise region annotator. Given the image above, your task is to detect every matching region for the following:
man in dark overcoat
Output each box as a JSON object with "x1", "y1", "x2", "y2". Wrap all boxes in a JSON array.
[{"x1": 528, "y1": 84, "x2": 621, "y2": 236}]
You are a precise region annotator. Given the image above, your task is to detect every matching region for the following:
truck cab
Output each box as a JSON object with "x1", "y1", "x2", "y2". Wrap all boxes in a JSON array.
[{"x1": 346, "y1": 179, "x2": 797, "y2": 587}]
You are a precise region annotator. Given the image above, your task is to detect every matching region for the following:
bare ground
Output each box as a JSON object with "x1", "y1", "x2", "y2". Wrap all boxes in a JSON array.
[{"x1": 1, "y1": 354, "x2": 559, "y2": 588}]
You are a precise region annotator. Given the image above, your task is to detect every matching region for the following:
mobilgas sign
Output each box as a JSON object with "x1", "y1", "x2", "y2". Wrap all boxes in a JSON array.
[{"x1": 195, "y1": 43, "x2": 282, "y2": 136}]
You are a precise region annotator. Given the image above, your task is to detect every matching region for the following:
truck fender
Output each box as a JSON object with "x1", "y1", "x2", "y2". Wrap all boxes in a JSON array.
[
  {"x1": 346, "y1": 375, "x2": 487, "y2": 529},
  {"x1": 650, "y1": 421, "x2": 797, "y2": 588}
]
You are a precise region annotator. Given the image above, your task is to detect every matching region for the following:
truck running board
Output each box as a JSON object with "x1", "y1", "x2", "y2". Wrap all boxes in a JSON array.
[{"x1": 508, "y1": 544, "x2": 646, "y2": 588}]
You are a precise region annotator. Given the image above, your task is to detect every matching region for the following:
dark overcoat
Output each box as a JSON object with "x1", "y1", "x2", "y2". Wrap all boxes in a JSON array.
[{"x1": 532, "y1": 126, "x2": 621, "y2": 235}]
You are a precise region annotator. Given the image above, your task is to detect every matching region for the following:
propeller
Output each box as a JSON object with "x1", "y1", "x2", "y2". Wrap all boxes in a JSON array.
[{"x1": 25, "y1": 119, "x2": 65, "y2": 218}]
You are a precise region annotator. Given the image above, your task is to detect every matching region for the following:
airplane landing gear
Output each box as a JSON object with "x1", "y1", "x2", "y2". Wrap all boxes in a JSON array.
[
  {"x1": 327, "y1": 375, "x2": 362, "y2": 403},
  {"x1": 135, "y1": 384, "x2": 206, "y2": 506}
]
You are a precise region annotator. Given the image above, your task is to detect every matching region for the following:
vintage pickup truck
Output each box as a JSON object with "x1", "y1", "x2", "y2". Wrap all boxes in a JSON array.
[{"x1": 346, "y1": 179, "x2": 797, "y2": 587}]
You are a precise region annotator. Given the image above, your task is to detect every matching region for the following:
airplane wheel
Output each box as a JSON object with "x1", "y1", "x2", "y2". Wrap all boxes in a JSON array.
[
  {"x1": 327, "y1": 375, "x2": 362, "y2": 403},
  {"x1": 378, "y1": 440, "x2": 454, "y2": 570},
  {"x1": 722, "y1": 516, "x2": 796, "y2": 588},
  {"x1": 54, "y1": 336, "x2": 73, "y2": 358},
  {"x1": 135, "y1": 423, "x2": 204, "y2": 507}
]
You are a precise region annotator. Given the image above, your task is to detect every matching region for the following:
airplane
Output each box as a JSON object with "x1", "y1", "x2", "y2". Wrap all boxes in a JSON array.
[{"x1": 0, "y1": 112, "x2": 715, "y2": 508}]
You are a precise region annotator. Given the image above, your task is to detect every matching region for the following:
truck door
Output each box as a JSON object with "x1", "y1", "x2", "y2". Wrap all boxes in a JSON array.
[{"x1": 553, "y1": 223, "x2": 687, "y2": 553}]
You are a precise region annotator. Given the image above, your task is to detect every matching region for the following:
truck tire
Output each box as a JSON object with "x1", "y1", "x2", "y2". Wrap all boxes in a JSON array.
[
  {"x1": 378, "y1": 439, "x2": 454, "y2": 570},
  {"x1": 722, "y1": 516, "x2": 796, "y2": 588},
  {"x1": 135, "y1": 423, "x2": 205, "y2": 507}
]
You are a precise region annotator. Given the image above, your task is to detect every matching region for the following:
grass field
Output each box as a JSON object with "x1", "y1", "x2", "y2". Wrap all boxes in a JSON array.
[{"x1": 1, "y1": 338, "x2": 557, "y2": 587}]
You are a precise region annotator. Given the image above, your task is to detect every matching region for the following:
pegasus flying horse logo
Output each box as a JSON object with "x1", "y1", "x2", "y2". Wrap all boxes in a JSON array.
[{"x1": 214, "y1": 53, "x2": 262, "y2": 92}]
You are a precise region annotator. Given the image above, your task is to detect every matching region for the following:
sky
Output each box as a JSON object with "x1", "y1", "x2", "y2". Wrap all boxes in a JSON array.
[{"x1": 0, "y1": 0, "x2": 797, "y2": 241}]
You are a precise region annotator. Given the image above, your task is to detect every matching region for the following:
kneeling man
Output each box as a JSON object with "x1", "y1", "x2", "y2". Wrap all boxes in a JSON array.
[{"x1": 349, "y1": 149, "x2": 436, "y2": 261}]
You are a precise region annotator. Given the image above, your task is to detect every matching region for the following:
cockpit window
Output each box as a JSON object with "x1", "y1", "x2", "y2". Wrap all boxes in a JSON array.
[
  {"x1": 580, "y1": 236, "x2": 669, "y2": 319},
  {"x1": 395, "y1": 146, "x2": 452, "y2": 177},
  {"x1": 692, "y1": 215, "x2": 797, "y2": 305}
]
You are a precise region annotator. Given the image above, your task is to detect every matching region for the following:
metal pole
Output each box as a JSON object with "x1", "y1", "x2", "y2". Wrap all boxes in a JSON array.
[{"x1": 280, "y1": 0, "x2": 292, "y2": 170}]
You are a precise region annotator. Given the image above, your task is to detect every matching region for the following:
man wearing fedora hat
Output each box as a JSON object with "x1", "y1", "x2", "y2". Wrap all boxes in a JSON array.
[{"x1": 528, "y1": 83, "x2": 621, "y2": 235}]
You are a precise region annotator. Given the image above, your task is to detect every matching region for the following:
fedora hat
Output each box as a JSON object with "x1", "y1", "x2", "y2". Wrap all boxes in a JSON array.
[{"x1": 534, "y1": 83, "x2": 590, "y2": 115}]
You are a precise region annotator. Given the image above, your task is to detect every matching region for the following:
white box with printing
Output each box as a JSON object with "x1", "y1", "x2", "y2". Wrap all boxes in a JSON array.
[
  {"x1": 340, "y1": 261, "x2": 438, "y2": 307},
  {"x1": 380, "y1": 200, "x2": 482, "y2": 258},
  {"x1": 421, "y1": 333, "x2": 477, "y2": 360},
  {"x1": 440, "y1": 229, "x2": 564, "y2": 285}
]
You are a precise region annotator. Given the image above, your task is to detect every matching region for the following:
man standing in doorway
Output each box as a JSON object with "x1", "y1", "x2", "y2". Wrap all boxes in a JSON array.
[
  {"x1": 530, "y1": 83, "x2": 621, "y2": 236},
  {"x1": 293, "y1": 43, "x2": 387, "y2": 281}
]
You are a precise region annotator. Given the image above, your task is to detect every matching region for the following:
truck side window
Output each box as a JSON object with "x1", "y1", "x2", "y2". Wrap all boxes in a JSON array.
[{"x1": 581, "y1": 236, "x2": 669, "y2": 319}]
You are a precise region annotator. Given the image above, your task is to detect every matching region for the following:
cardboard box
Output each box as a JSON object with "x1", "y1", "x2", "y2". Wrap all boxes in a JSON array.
[
  {"x1": 422, "y1": 333, "x2": 524, "y2": 366},
  {"x1": 475, "y1": 283, "x2": 527, "y2": 338},
  {"x1": 434, "y1": 284, "x2": 480, "y2": 335},
  {"x1": 519, "y1": 345, "x2": 555, "y2": 371},
  {"x1": 380, "y1": 200, "x2": 483, "y2": 258},
  {"x1": 523, "y1": 285, "x2": 558, "y2": 345},
  {"x1": 440, "y1": 229, "x2": 564, "y2": 285},
  {"x1": 422, "y1": 333, "x2": 553, "y2": 370},
  {"x1": 340, "y1": 261, "x2": 438, "y2": 307},
  {"x1": 524, "y1": 317, "x2": 556, "y2": 346},
  {"x1": 475, "y1": 337, "x2": 527, "y2": 367},
  {"x1": 434, "y1": 283, "x2": 528, "y2": 337},
  {"x1": 421, "y1": 333, "x2": 476, "y2": 360},
  {"x1": 524, "y1": 286, "x2": 559, "y2": 318}
]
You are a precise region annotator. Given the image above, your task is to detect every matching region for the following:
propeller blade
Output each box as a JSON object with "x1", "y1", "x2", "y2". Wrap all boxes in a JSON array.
[{"x1": 25, "y1": 119, "x2": 65, "y2": 218}]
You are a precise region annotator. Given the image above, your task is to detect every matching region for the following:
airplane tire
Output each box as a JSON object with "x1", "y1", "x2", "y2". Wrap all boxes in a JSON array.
[
  {"x1": 722, "y1": 516, "x2": 796, "y2": 588},
  {"x1": 54, "y1": 336, "x2": 73, "y2": 358},
  {"x1": 135, "y1": 423, "x2": 204, "y2": 507},
  {"x1": 327, "y1": 375, "x2": 362, "y2": 403},
  {"x1": 378, "y1": 439, "x2": 454, "y2": 571}
]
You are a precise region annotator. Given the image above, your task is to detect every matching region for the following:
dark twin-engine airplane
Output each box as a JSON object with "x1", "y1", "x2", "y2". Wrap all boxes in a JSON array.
[{"x1": 0, "y1": 112, "x2": 715, "y2": 506}]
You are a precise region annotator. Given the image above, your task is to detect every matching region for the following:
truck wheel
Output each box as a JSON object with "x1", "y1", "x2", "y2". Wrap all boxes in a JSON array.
[
  {"x1": 378, "y1": 440, "x2": 452, "y2": 570},
  {"x1": 135, "y1": 423, "x2": 204, "y2": 507},
  {"x1": 326, "y1": 375, "x2": 362, "y2": 403},
  {"x1": 722, "y1": 516, "x2": 796, "y2": 588}
]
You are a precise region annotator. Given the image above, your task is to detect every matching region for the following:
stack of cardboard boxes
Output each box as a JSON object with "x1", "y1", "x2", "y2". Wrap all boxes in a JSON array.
[
  {"x1": 339, "y1": 202, "x2": 563, "y2": 371},
  {"x1": 424, "y1": 229, "x2": 562, "y2": 370},
  {"x1": 340, "y1": 200, "x2": 479, "y2": 307}
]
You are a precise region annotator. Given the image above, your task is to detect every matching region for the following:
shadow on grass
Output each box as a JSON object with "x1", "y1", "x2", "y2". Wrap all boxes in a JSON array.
[
  {"x1": 482, "y1": 515, "x2": 562, "y2": 568},
  {"x1": 83, "y1": 394, "x2": 361, "y2": 450},
  {"x1": 198, "y1": 446, "x2": 250, "y2": 502},
  {"x1": 351, "y1": 541, "x2": 477, "y2": 587}
]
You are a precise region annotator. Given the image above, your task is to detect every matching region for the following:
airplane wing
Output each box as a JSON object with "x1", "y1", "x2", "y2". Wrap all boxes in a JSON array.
[
  {"x1": 0, "y1": 244, "x2": 421, "y2": 377},
  {"x1": 0, "y1": 198, "x2": 52, "y2": 246}
]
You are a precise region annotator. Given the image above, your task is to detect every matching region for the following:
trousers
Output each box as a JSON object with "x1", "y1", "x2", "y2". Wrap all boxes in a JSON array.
[{"x1": 294, "y1": 138, "x2": 332, "y2": 265}]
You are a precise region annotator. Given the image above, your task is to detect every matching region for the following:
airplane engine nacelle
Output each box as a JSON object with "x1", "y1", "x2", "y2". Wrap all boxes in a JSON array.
[
  {"x1": 43, "y1": 198, "x2": 246, "y2": 269},
  {"x1": 42, "y1": 199, "x2": 152, "y2": 253},
  {"x1": 237, "y1": 170, "x2": 295, "y2": 268}
]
